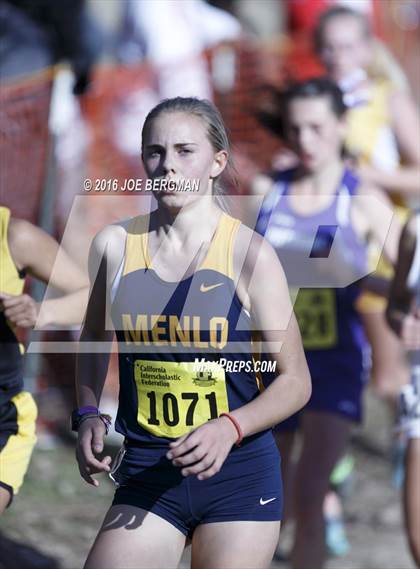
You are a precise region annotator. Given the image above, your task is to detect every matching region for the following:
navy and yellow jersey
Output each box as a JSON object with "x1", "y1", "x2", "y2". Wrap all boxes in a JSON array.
[
  {"x1": 111, "y1": 212, "x2": 267, "y2": 447},
  {"x1": 0, "y1": 207, "x2": 25, "y2": 406}
]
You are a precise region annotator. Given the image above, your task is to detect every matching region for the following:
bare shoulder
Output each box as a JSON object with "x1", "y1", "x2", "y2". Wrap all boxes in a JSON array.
[
  {"x1": 92, "y1": 223, "x2": 127, "y2": 255},
  {"x1": 8, "y1": 217, "x2": 52, "y2": 268},
  {"x1": 351, "y1": 182, "x2": 394, "y2": 233},
  {"x1": 233, "y1": 220, "x2": 288, "y2": 316},
  {"x1": 234, "y1": 221, "x2": 283, "y2": 277},
  {"x1": 354, "y1": 181, "x2": 394, "y2": 216},
  {"x1": 89, "y1": 220, "x2": 130, "y2": 282},
  {"x1": 9, "y1": 217, "x2": 43, "y2": 247}
]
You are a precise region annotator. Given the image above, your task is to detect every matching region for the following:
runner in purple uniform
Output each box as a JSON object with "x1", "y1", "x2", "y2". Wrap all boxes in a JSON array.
[{"x1": 255, "y1": 78, "x2": 400, "y2": 569}]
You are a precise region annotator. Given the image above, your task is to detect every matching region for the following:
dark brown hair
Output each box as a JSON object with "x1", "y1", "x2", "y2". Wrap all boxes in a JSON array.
[{"x1": 257, "y1": 77, "x2": 347, "y2": 140}]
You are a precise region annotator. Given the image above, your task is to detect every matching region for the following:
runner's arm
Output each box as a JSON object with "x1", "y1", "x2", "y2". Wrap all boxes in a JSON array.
[
  {"x1": 3, "y1": 218, "x2": 89, "y2": 326},
  {"x1": 75, "y1": 225, "x2": 124, "y2": 486},
  {"x1": 358, "y1": 91, "x2": 420, "y2": 196},
  {"x1": 356, "y1": 184, "x2": 402, "y2": 266},
  {"x1": 228, "y1": 234, "x2": 311, "y2": 437},
  {"x1": 76, "y1": 225, "x2": 123, "y2": 408}
]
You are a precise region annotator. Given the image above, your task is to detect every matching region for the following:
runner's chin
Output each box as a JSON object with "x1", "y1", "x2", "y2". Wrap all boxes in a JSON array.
[{"x1": 156, "y1": 192, "x2": 192, "y2": 209}]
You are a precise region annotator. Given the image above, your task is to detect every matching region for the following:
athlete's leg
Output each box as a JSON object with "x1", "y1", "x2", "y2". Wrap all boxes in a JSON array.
[
  {"x1": 84, "y1": 504, "x2": 186, "y2": 569},
  {"x1": 404, "y1": 438, "x2": 420, "y2": 567},
  {"x1": 361, "y1": 310, "x2": 409, "y2": 400},
  {"x1": 0, "y1": 392, "x2": 37, "y2": 516},
  {"x1": 191, "y1": 521, "x2": 280, "y2": 569},
  {"x1": 292, "y1": 411, "x2": 352, "y2": 569},
  {"x1": 0, "y1": 485, "x2": 12, "y2": 515}
]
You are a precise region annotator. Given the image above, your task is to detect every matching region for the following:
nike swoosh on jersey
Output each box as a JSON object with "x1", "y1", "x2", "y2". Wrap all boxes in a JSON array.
[
  {"x1": 259, "y1": 497, "x2": 277, "y2": 506},
  {"x1": 200, "y1": 283, "x2": 224, "y2": 293}
]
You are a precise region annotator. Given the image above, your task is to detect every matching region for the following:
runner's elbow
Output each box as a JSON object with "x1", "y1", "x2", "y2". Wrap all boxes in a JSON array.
[{"x1": 298, "y1": 366, "x2": 312, "y2": 408}]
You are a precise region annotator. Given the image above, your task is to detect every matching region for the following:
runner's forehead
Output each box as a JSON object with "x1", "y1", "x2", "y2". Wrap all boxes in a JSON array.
[
  {"x1": 144, "y1": 112, "x2": 209, "y2": 146},
  {"x1": 287, "y1": 96, "x2": 336, "y2": 122},
  {"x1": 323, "y1": 15, "x2": 367, "y2": 43}
]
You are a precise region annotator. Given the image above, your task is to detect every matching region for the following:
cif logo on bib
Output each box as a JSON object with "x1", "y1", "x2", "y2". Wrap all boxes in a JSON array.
[{"x1": 193, "y1": 369, "x2": 217, "y2": 387}]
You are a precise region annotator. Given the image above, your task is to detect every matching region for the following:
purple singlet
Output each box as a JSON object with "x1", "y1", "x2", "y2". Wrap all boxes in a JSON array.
[{"x1": 256, "y1": 168, "x2": 369, "y2": 424}]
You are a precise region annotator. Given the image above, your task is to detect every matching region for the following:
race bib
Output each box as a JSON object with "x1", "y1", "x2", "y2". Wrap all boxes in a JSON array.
[
  {"x1": 292, "y1": 289, "x2": 337, "y2": 349},
  {"x1": 134, "y1": 360, "x2": 229, "y2": 438}
]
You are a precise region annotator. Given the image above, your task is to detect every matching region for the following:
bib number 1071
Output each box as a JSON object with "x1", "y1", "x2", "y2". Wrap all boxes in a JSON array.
[{"x1": 146, "y1": 391, "x2": 218, "y2": 428}]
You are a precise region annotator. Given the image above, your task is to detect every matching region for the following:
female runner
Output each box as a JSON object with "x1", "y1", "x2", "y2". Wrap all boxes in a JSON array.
[
  {"x1": 0, "y1": 206, "x2": 88, "y2": 514},
  {"x1": 74, "y1": 97, "x2": 311, "y2": 569},
  {"x1": 314, "y1": 4, "x2": 419, "y2": 407},
  {"x1": 255, "y1": 77, "x2": 400, "y2": 569}
]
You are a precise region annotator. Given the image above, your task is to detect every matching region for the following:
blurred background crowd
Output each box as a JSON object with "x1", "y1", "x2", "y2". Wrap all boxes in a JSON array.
[{"x1": 0, "y1": 1, "x2": 419, "y2": 568}]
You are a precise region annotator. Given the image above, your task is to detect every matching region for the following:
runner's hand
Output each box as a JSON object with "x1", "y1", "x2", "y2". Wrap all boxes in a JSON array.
[
  {"x1": 0, "y1": 292, "x2": 40, "y2": 328},
  {"x1": 76, "y1": 418, "x2": 112, "y2": 487},
  {"x1": 166, "y1": 416, "x2": 238, "y2": 480}
]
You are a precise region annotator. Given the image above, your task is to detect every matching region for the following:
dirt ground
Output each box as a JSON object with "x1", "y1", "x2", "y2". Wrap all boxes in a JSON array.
[{"x1": 0, "y1": 392, "x2": 415, "y2": 569}]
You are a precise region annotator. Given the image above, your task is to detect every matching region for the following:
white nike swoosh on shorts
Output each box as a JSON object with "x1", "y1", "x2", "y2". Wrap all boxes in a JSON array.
[{"x1": 259, "y1": 497, "x2": 277, "y2": 506}]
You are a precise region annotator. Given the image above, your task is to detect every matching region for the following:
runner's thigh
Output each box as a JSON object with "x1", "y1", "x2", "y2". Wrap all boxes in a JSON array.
[
  {"x1": 84, "y1": 504, "x2": 186, "y2": 569},
  {"x1": 191, "y1": 520, "x2": 280, "y2": 569}
]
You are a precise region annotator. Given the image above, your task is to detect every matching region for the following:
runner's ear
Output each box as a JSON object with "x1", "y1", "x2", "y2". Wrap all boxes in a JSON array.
[{"x1": 210, "y1": 150, "x2": 228, "y2": 179}]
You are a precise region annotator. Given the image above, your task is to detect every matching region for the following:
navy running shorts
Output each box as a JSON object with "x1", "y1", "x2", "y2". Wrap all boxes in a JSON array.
[{"x1": 111, "y1": 431, "x2": 282, "y2": 537}]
